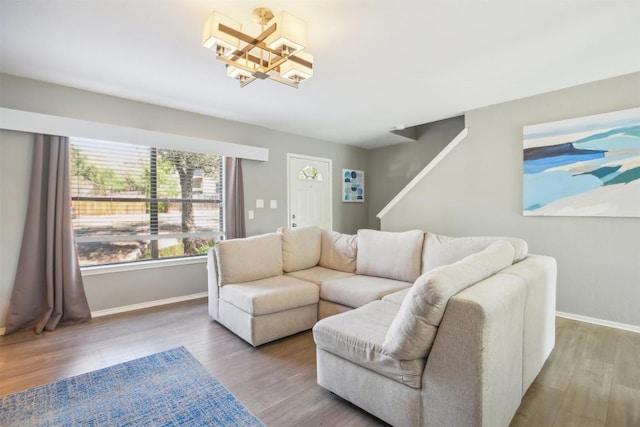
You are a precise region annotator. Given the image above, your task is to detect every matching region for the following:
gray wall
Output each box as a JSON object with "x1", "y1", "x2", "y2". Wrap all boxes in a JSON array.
[
  {"x1": 0, "y1": 75, "x2": 368, "y2": 327},
  {"x1": 3, "y1": 71, "x2": 638, "y2": 329},
  {"x1": 0, "y1": 129, "x2": 210, "y2": 322},
  {"x1": 381, "y1": 72, "x2": 640, "y2": 328},
  {"x1": 0, "y1": 130, "x2": 32, "y2": 327},
  {"x1": 243, "y1": 142, "x2": 367, "y2": 236},
  {"x1": 367, "y1": 116, "x2": 465, "y2": 228},
  {"x1": 0, "y1": 74, "x2": 368, "y2": 236}
]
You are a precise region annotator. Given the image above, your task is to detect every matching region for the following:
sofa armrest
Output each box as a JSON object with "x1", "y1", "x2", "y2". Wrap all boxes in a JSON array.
[
  {"x1": 499, "y1": 254, "x2": 557, "y2": 392},
  {"x1": 207, "y1": 247, "x2": 220, "y2": 320},
  {"x1": 422, "y1": 274, "x2": 526, "y2": 427}
]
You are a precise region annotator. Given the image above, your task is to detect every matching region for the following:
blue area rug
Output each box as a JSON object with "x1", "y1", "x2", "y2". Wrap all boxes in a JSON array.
[{"x1": 0, "y1": 346, "x2": 264, "y2": 426}]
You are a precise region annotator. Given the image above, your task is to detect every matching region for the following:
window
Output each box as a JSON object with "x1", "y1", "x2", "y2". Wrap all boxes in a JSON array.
[
  {"x1": 298, "y1": 165, "x2": 323, "y2": 181},
  {"x1": 70, "y1": 139, "x2": 223, "y2": 267}
]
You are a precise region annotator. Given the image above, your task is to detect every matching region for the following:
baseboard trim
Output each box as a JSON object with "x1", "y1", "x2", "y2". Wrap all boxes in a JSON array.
[
  {"x1": 0, "y1": 293, "x2": 207, "y2": 335},
  {"x1": 556, "y1": 311, "x2": 640, "y2": 334},
  {"x1": 3, "y1": 305, "x2": 635, "y2": 336},
  {"x1": 91, "y1": 292, "x2": 208, "y2": 318}
]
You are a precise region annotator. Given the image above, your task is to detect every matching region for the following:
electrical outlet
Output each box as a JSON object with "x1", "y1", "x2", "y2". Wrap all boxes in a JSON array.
[{"x1": 270, "y1": 200, "x2": 277, "y2": 209}]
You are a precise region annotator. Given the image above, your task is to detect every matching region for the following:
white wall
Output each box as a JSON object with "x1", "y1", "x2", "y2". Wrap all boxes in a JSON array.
[
  {"x1": 0, "y1": 74, "x2": 368, "y2": 329},
  {"x1": 381, "y1": 72, "x2": 640, "y2": 328}
]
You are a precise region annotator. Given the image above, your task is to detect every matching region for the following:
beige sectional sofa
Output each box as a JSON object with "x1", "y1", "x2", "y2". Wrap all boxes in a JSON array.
[{"x1": 207, "y1": 227, "x2": 557, "y2": 426}]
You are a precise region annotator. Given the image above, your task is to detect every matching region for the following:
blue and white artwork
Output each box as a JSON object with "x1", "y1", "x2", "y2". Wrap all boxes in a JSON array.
[
  {"x1": 523, "y1": 107, "x2": 640, "y2": 217},
  {"x1": 343, "y1": 169, "x2": 364, "y2": 202}
]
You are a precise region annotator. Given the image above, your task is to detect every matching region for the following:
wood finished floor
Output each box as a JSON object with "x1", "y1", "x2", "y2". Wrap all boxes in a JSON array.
[{"x1": 1, "y1": 298, "x2": 638, "y2": 427}]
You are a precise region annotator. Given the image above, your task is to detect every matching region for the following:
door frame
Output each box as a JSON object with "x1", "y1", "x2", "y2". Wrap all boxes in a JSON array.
[{"x1": 286, "y1": 153, "x2": 333, "y2": 230}]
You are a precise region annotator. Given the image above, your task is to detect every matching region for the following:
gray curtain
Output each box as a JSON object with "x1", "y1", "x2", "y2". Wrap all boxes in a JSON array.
[
  {"x1": 5, "y1": 134, "x2": 91, "y2": 335},
  {"x1": 224, "y1": 157, "x2": 246, "y2": 239}
]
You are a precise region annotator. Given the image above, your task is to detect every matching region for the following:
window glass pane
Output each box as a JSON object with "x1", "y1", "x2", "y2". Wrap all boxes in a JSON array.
[
  {"x1": 298, "y1": 165, "x2": 323, "y2": 181},
  {"x1": 71, "y1": 139, "x2": 223, "y2": 266}
]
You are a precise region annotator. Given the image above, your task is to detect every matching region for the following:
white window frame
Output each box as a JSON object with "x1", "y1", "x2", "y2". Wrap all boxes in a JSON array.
[{"x1": 80, "y1": 256, "x2": 207, "y2": 276}]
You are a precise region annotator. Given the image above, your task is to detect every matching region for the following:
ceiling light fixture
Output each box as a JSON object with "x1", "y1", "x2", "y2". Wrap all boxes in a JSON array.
[{"x1": 202, "y1": 7, "x2": 313, "y2": 88}]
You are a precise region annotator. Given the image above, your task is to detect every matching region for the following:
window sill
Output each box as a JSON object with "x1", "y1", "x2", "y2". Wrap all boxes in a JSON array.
[{"x1": 81, "y1": 256, "x2": 207, "y2": 276}]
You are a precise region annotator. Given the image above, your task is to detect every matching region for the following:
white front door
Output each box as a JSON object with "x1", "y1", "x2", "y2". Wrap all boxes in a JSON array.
[{"x1": 287, "y1": 154, "x2": 332, "y2": 231}]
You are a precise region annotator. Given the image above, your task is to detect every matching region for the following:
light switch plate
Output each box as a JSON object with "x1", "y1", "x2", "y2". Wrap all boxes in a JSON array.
[
  {"x1": 270, "y1": 200, "x2": 277, "y2": 209},
  {"x1": 248, "y1": 210, "x2": 254, "y2": 219},
  {"x1": 256, "y1": 199, "x2": 264, "y2": 208}
]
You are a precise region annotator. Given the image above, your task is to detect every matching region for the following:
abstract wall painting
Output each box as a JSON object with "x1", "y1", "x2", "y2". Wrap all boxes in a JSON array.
[
  {"x1": 523, "y1": 107, "x2": 640, "y2": 217},
  {"x1": 343, "y1": 169, "x2": 364, "y2": 202}
]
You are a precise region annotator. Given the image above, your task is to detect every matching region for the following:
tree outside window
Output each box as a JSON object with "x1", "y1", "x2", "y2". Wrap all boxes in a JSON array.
[{"x1": 70, "y1": 140, "x2": 223, "y2": 266}]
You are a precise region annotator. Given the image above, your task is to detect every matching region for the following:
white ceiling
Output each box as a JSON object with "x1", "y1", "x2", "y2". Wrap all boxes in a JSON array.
[{"x1": 1, "y1": 1, "x2": 639, "y2": 149}]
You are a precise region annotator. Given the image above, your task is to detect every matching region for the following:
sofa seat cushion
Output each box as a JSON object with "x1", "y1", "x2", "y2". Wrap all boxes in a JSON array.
[
  {"x1": 382, "y1": 288, "x2": 409, "y2": 305},
  {"x1": 278, "y1": 226, "x2": 322, "y2": 272},
  {"x1": 219, "y1": 276, "x2": 319, "y2": 316},
  {"x1": 321, "y1": 275, "x2": 412, "y2": 309},
  {"x1": 383, "y1": 241, "x2": 516, "y2": 361},
  {"x1": 422, "y1": 232, "x2": 528, "y2": 274},
  {"x1": 285, "y1": 266, "x2": 355, "y2": 286},
  {"x1": 313, "y1": 300, "x2": 425, "y2": 388},
  {"x1": 215, "y1": 233, "x2": 283, "y2": 285},
  {"x1": 357, "y1": 229, "x2": 424, "y2": 282}
]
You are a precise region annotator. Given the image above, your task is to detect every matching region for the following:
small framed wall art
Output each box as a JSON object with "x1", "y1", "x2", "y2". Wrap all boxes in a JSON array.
[{"x1": 343, "y1": 169, "x2": 364, "y2": 202}]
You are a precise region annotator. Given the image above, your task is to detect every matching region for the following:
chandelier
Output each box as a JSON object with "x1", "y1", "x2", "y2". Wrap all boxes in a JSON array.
[{"x1": 202, "y1": 7, "x2": 313, "y2": 88}]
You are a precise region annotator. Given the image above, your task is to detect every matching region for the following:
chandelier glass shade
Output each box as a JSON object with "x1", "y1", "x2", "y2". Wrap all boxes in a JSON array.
[{"x1": 202, "y1": 8, "x2": 314, "y2": 88}]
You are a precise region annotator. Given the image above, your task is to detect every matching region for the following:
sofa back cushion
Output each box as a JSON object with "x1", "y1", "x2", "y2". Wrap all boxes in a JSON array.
[
  {"x1": 278, "y1": 226, "x2": 322, "y2": 272},
  {"x1": 421, "y1": 232, "x2": 528, "y2": 273},
  {"x1": 383, "y1": 240, "x2": 515, "y2": 360},
  {"x1": 356, "y1": 229, "x2": 424, "y2": 282},
  {"x1": 319, "y1": 230, "x2": 357, "y2": 273},
  {"x1": 215, "y1": 233, "x2": 283, "y2": 285}
]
